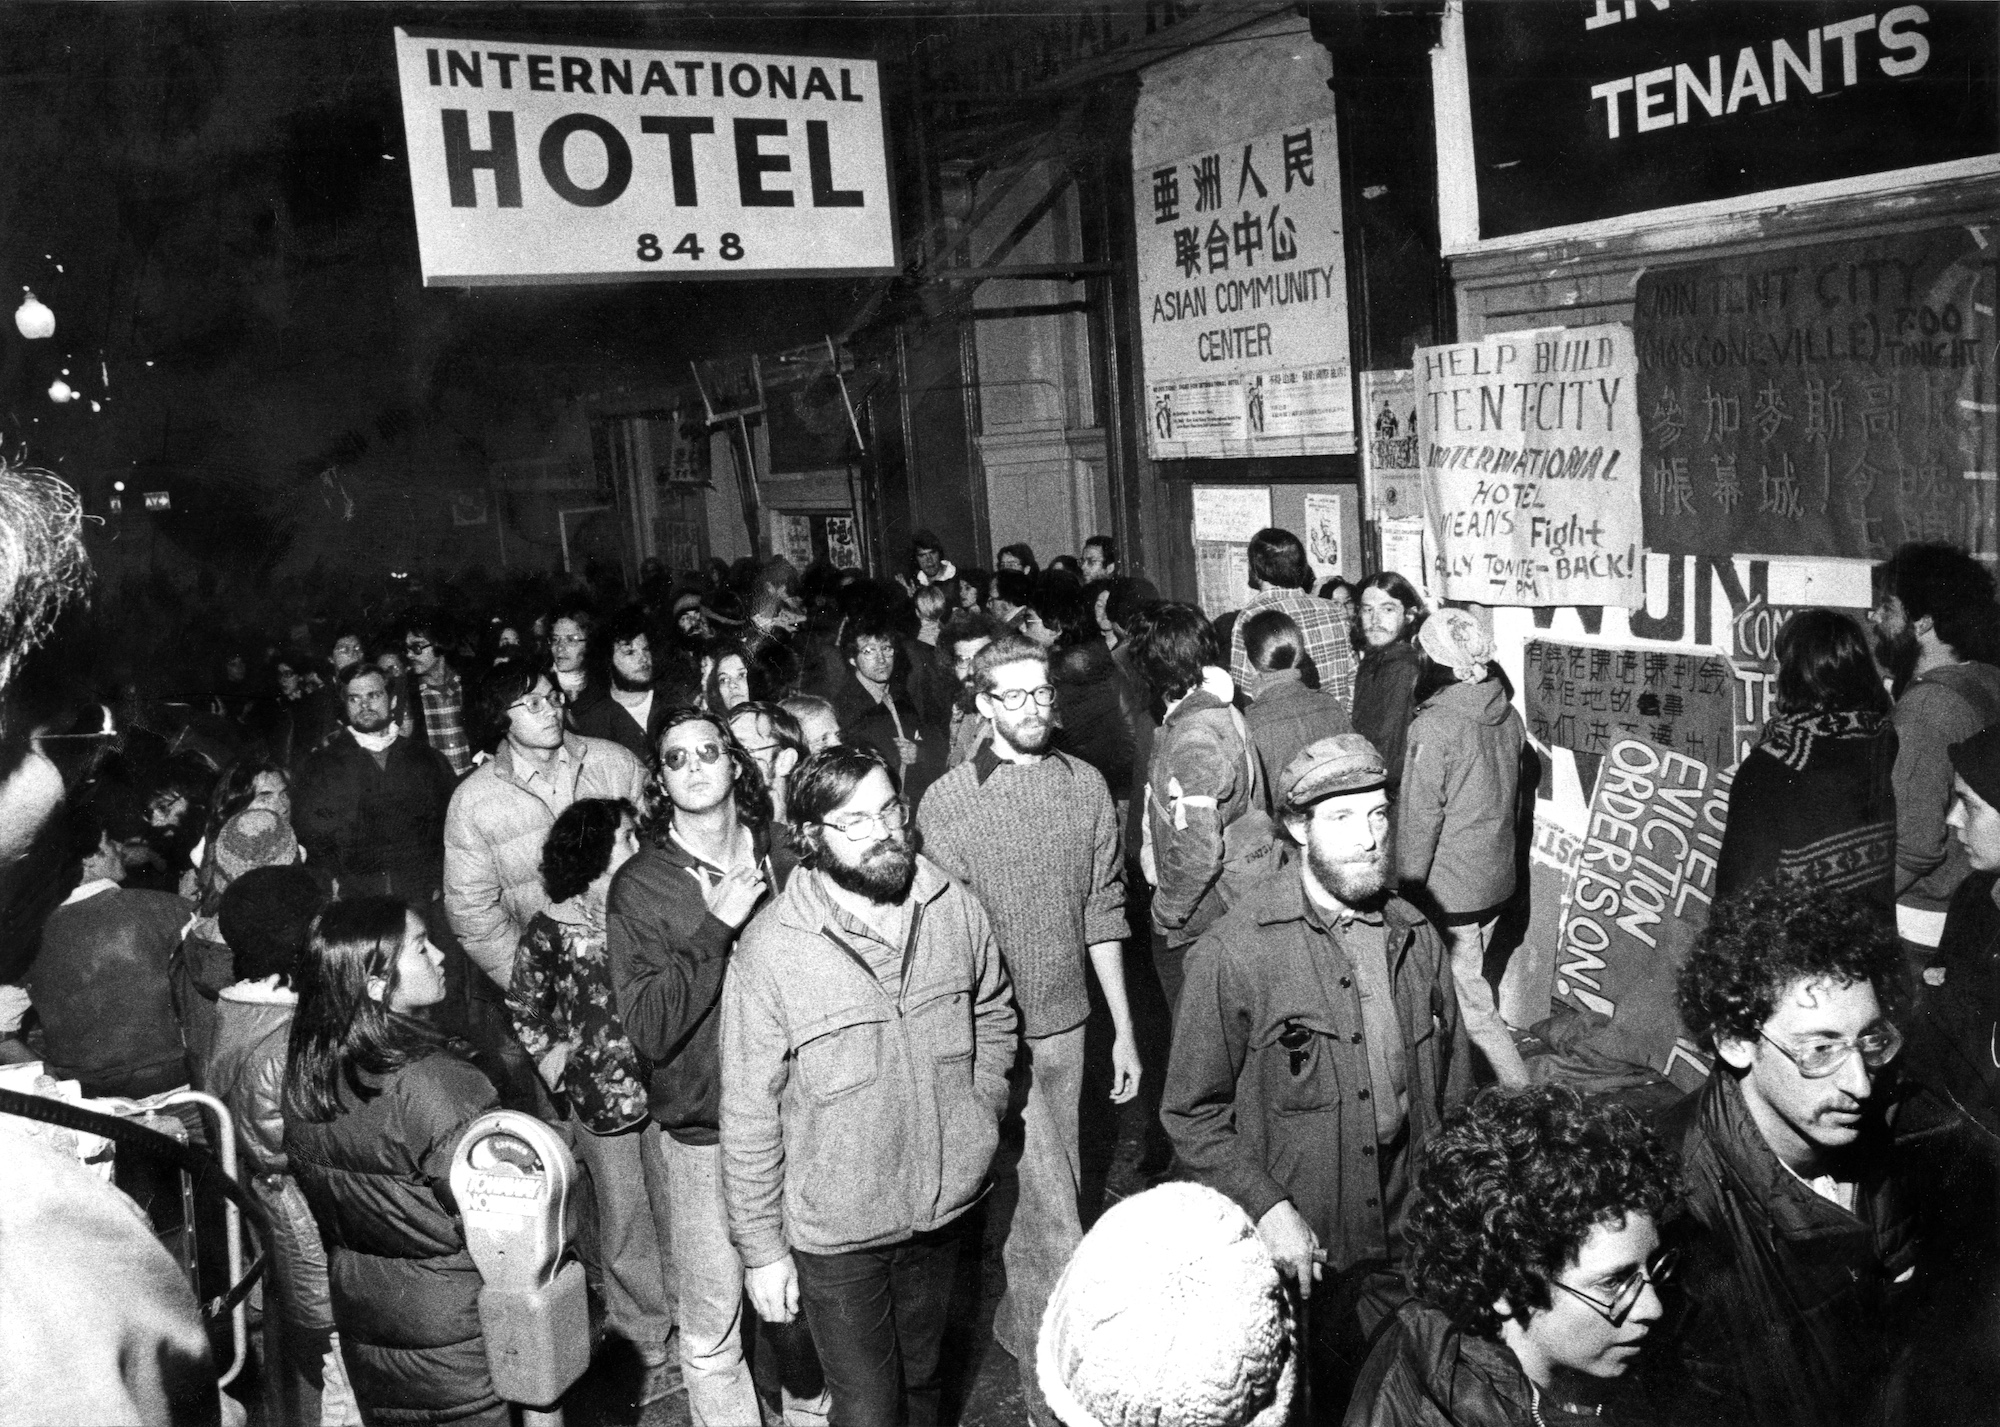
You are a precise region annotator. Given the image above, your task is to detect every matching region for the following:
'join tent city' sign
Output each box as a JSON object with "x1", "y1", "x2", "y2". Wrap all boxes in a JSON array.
[{"x1": 393, "y1": 30, "x2": 898, "y2": 285}]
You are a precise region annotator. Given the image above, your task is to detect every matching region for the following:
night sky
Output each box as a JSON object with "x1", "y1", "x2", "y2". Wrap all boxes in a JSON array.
[{"x1": 0, "y1": 3, "x2": 899, "y2": 583}]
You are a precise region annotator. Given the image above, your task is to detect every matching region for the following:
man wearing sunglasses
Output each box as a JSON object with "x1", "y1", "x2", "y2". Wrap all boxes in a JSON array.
[
  {"x1": 722, "y1": 745, "x2": 1016, "y2": 1427},
  {"x1": 1348, "y1": 1085, "x2": 1677, "y2": 1426},
  {"x1": 1666, "y1": 878, "x2": 1917, "y2": 1427},
  {"x1": 610, "y1": 709, "x2": 827, "y2": 1422},
  {"x1": 916, "y1": 634, "x2": 1137, "y2": 1425}
]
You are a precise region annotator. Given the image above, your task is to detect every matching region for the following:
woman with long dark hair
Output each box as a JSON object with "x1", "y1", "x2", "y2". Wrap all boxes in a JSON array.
[
  {"x1": 1025, "y1": 572, "x2": 1136, "y2": 796},
  {"x1": 1350, "y1": 572, "x2": 1426, "y2": 800},
  {"x1": 282, "y1": 897, "x2": 506, "y2": 1426},
  {"x1": 1716, "y1": 609, "x2": 1897, "y2": 909}
]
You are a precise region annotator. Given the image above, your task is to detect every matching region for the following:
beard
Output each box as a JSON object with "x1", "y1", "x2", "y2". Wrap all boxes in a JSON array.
[
  {"x1": 612, "y1": 666, "x2": 653, "y2": 693},
  {"x1": 348, "y1": 708, "x2": 392, "y2": 735},
  {"x1": 1306, "y1": 838, "x2": 1389, "y2": 907},
  {"x1": 1879, "y1": 623, "x2": 1920, "y2": 694},
  {"x1": 820, "y1": 833, "x2": 917, "y2": 904},
  {"x1": 996, "y1": 711, "x2": 1053, "y2": 755}
]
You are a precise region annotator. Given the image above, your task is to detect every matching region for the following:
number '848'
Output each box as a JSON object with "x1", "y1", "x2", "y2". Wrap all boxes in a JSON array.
[{"x1": 637, "y1": 233, "x2": 744, "y2": 263}]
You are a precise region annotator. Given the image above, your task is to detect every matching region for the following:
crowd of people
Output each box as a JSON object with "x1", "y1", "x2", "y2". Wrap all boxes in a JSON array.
[{"x1": 8, "y1": 509, "x2": 2000, "y2": 1427}]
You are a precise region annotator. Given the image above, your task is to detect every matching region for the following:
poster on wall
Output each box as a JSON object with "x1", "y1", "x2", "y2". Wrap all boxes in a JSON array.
[
  {"x1": 1194, "y1": 540, "x2": 1251, "y2": 621},
  {"x1": 823, "y1": 515, "x2": 862, "y2": 571},
  {"x1": 1552, "y1": 736, "x2": 1731, "y2": 1093},
  {"x1": 769, "y1": 511, "x2": 815, "y2": 571},
  {"x1": 1417, "y1": 322, "x2": 1645, "y2": 607},
  {"x1": 1362, "y1": 369, "x2": 1423, "y2": 523},
  {"x1": 1524, "y1": 638, "x2": 1737, "y2": 772},
  {"x1": 1460, "y1": 3, "x2": 1999, "y2": 240},
  {"x1": 1635, "y1": 224, "x2": 2000, "y2": 561},
  {"x1": 1304, "y1": 491, "x2": 1343, "y2": 576},
  {"x1": 1379, "y1": 516, "x2": 1432, "y2": 599},
  {"x1": 392, "y1": 30, "x2": 899, "y2": 285},
  {"x1": 1191, "y1": 485, "x2": 1272, "y2": 543},
  {"x1": 1134, "y1": 118, "x2": 1355, "y2": 459}
]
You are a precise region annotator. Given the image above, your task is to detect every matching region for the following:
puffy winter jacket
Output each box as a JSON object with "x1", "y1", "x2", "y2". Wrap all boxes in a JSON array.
[
  {"x1": 1145, "y1": 679, "x2": 1280, "y2": 948},
  {"x1": 443, "y1": 733, "x2": 649, "y2": 987},
  {"x1": 285, "y1": 1039, "x2": 504, "y2": 1425},
  {"x1": 1658, "y1": 1069, "x2": 1918, "y2": 1427},
  {"x1": 1398, "y1": 677, "x2": 1525, "y2": 918},
  {"x1": 1344, "y1": 1297, "x2": 1534, "y2": 1427},
  {"x1": 205, "y1": 982, "x2": 295, "y2": 1177}
]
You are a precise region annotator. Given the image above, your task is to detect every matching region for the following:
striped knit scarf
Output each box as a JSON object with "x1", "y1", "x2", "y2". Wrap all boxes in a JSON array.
[{"x1": 1757, "y1": 708, "x2": 1887, "y2": 771}]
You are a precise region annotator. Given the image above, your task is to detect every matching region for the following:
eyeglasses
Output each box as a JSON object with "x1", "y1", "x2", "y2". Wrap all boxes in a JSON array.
[
  {"x1": 854, "y1": 641, "x2": 896, "y2": 661},
  {"x1": 738, "y1": 740, "x2": 780, "y2": 761},
  {"x1": 509, "y1": 689, "x2": 568, "y2": 714},
  {"x1": 405, "y1": 639, "x2": 433, "y2": 654},
  {"x1": 550, "y1": 634, "x2": 588, "y2": 647},
  {"x1": 662, "y1": 741, "x2": 726, "y2": 772},
  {"x1": 822, "y1": 801, "x2": 907, "y2": 840},
  {"x1": 987, "y1": 686, "x2": 1056, "y2": 711},
  {"x1": 1758, "y1": 1023, "x2": 1903, "y2": 1079},
  {"x1": 1554, "y1": 1246, "x2": 1679, "y2": 1327}
]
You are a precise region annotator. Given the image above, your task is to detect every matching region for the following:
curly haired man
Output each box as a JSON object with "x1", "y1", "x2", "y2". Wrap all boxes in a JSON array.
[
  {"x1": 1344, "y1": 1085, "x2": 1677, "y2": 1427},
  {"x1": 1665, "y1": 877, "x2": 1917, "y2": 1427}
]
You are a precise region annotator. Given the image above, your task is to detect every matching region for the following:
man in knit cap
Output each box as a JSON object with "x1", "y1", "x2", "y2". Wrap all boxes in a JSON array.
[
  {"x1": 916, "y1": 633, "x2": 1138, "y2": 1422},
  {"x1": 1163, "y1": 733, "x2": 1471, "y2": 1411}
]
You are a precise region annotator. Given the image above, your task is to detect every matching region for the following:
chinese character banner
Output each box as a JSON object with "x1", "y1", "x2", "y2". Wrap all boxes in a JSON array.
[
  {"x1": 1134, "y1": 119, "x2": 1355, "y2": 459},
  {"x1": 1523, "y1": 637, "x2": 1735, "y2": 774},
  {"x1": 1635, "y1": 223, "x2": 2000, "y2": 559}
]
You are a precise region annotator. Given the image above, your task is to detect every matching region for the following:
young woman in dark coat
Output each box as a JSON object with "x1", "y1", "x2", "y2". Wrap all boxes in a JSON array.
[
  {"x1": 1715, "y1": 610, "x2": 1898, "y2": 911},
  {"x1": 1025, "y1": 571, "x2": 1136, "y2": 796},
  {"x1": 282, "y1": 897, "x2": 506, "y2": 1426}
]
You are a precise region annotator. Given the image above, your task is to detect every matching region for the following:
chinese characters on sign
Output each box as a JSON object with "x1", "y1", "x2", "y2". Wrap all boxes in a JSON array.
[
  {"x1": 1553, "y1": 737, "x2": 1730, "y2": 1092},
  {"x1": 1418, "y1": 323, "x2": 1646, "y2": 607},
  {"x1": 1135, "y1": 120, "x2": 1355, "y2": 458},
  {"x1": 1635, "y1": 225, "x2": 2000, "y2": 559},
  {"x1": 1524, "y1": 638, "x2": 1736, "y2": 773}
]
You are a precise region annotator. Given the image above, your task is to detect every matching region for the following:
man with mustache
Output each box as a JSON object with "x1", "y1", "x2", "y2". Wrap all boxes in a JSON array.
[
  {"x1": 720, "y1": 745, "x2": 1017, "y2": 1426},
  {"x1": 1163, "y1": 733, "x2": 1472, "y2": 1412},
  {"x1": 1871, "y1": 542, "x2": 2000, "y2": 972},
  {"x1": 1665, "y1": 878, "x2": 1916, "y2": 1427},
  {"x1": 916, "y1": 634, "x2": 1138, "y2": 1424}
]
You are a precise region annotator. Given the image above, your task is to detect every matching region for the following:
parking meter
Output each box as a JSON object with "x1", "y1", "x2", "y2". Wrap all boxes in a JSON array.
[{"x1": 451, "y1": 1112, "x2": 590, "y2": 1412}]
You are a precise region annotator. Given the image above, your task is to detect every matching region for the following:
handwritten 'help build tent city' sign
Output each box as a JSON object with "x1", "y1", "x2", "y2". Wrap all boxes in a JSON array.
[{"x1": 1417, "y1": 323, "x2": 1645, "y2": 607}]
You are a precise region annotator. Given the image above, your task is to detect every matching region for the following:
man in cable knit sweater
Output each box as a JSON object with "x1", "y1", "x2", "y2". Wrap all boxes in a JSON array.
[{"x1": 916, "y1": 633, "x2": 1138, "y2": 1425}]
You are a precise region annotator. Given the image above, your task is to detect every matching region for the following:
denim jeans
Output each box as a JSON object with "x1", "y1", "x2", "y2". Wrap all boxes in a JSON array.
[
  {"x1": 992, "y1": 1025, "x2": 1085, "y2": 1423},
  {"x1": 252, "y1": 1172, "x2": 361, "y2": 1426},
  {"x1": 1443, "y1": 915, "x2": 1530, "y2": 1088},
  {"x1": 794, "y1": 1220, "x2": 965, "y2": 1427},
  {"x1": 666, "y1": 1135, "x2": 833, "y2": 1426},
  {"x1": 572, "y1": 1120, "x2": 677, "y2": 1363}
]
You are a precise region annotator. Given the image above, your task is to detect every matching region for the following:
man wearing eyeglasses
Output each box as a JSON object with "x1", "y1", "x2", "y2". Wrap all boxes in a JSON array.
[
  {"x1": 915, "y1": 634, "x2": 1137, "y2": 1425},
  {"x1": 721, "y1": 746, "x2": 1017, "y2": 1427},
  {"x1": 1347, "y1": 1085, "x2": 1677, "y2": 1427},
  {"x1": 444, "y1": 665, "x2": 648, "y2": 1112},
  {"x1": 1666, "y1": 877, "x2": 1917, "y2": 1427},
  {"x1": 401, "y1": 612, "x2": 471, "y2": 775}
]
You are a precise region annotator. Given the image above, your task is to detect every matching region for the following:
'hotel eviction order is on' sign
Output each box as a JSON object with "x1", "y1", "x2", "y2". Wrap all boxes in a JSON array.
[{"x1": 1417, "y1": 322, "x2": 1644, "y2": 608}]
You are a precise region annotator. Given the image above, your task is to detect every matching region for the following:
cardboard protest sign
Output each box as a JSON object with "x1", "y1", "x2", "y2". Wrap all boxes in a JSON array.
[
  {"x1": 1417, "y1": 323, "x2": 1644, "y2": 607},
  {"x1": 1554, "y1": 736, "x2": 1730, "y2": 1092},
  {"x1": 1524, "y1": 638, "x2": 1736, "y2": 772}
]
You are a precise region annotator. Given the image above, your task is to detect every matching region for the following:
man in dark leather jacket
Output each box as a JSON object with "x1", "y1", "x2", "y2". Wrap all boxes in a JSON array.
[{"x1": 1662, "y1": 877, "x2": 1918, "y2": 1427}]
